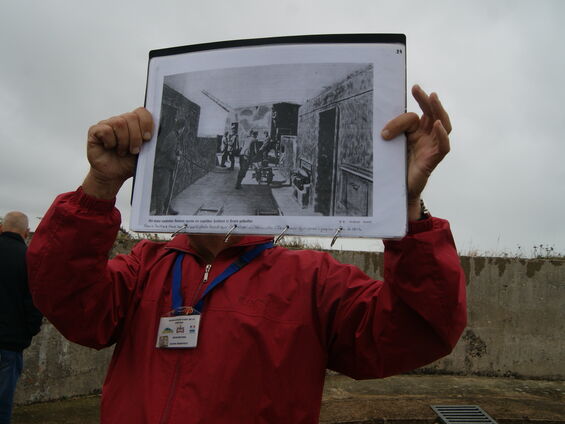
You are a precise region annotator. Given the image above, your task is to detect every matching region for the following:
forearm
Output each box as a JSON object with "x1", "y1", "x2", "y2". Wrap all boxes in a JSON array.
[
  {"x1": 324, "y1": 222, "x2": 466, "y2": 379},
  {"x1": 27, "y1": 188, "x2": 130, "y2": 348},
  {"x1": 383, "y1": 217, "x2": 467, "y2": 346}
]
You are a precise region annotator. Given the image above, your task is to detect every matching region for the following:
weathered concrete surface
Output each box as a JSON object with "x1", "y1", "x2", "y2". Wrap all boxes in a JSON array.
[
  {"x1": 14, "y1": 322, "x2": 112, "y2": 404},
  {"x1": 331, "y1": 251, "x2": 565, "y2": 380},
  {"x1": 15, "y1": 249, "x2": 564, "y2": 404},
  {"x1": 13, "y1": 375, "x2": 565, "y2": 423}
]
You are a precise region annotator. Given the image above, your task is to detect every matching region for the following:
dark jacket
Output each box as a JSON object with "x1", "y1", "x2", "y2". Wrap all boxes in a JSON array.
[{"x1": 0, "y1": 231, "x2": 42, "y2": 351}]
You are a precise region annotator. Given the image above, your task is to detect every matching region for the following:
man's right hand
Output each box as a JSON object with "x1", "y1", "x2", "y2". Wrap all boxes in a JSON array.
[{"x1": 82, "y1": 107, "x2": 153, "y2": 199}]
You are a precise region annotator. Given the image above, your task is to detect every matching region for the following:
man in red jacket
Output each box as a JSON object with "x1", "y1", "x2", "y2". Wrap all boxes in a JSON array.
[{"x1": 27, "y1": 84, "x2": 466, "y2": 424}]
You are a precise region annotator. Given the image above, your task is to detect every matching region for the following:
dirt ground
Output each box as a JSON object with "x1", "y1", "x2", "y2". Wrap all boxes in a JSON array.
[{"x1": 13, "y1": 374, "x2": 565, "y2": 424}]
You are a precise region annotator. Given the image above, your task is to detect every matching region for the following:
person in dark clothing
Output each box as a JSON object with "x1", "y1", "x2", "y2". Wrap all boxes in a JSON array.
[
  {"x1": 0, "y1": 211, "x2": 42, "y2": 424},
  {"x1": 220, "y1": 130, "x2": 237, "y2": 170},
  {"x1": 235, "y1": 130, "x2": 263, "y2": 189}
]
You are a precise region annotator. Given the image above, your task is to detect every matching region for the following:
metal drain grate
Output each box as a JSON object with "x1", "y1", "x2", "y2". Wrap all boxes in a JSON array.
[{"x1": 431, "y1": 405, "x2": 498, "y2": 424}]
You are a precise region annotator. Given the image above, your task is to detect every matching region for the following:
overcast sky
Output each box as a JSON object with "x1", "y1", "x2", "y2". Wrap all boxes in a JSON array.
[{"x1": 1, "y1": 0, "x2": 563, "y2": 256}]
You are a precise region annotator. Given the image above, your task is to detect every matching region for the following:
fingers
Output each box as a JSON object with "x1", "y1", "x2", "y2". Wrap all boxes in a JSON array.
[
  {"x1": 108, "y1": 116, "x2": 130, "y2": 157},
  {"x1": 88, "y1": 107, "x2": 154, "y2": 156},
  {"x1": 412, "y1": 85, "x2": 452, "y2": 134},
  {"x1": 412, "y1": 85, "x2": 435, "y2": 119},
  {"x1": 433, "y1": 119, "x2": 450, "y2": 157},
  {"x1": 134, "y1": 107, "x2": 154, "y2": 142},
  {"x1": 381, "y1": 112, "x2": 419, "y2": 140},
  {"x1": 429, "y1": 92, "x2": 452, "y2": 134}
]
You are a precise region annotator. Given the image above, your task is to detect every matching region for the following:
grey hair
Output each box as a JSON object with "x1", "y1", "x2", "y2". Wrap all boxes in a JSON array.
[{"x1": 2, "y1": 211, "x2": 29, "y2": 235}]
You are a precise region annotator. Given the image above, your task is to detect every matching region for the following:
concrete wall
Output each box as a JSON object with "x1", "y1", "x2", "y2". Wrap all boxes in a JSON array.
[
  {"x1": 431, "y1": 256, "x2": 565, "y2": 380},
  {"x1": 328, "y1": 251, "x2": 565, "y2": 380},
  {"x1": 15, "y1": 250, "x2": 564, "y2": 404},
  {"x1": 14, "y1": 321, "x2": 113, "y2": 404},
  {"x1": 296, "y1": 64, "x2": 373, "y2": 216}
]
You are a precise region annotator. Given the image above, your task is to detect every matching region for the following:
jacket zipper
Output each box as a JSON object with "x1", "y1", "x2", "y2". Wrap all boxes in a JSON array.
[
  {"x1": 202, "y1": 264, "x2": 211, "y2": 283},
  {"x1": 190, "y1": 264, "x2": 211, "y2": 307},
  {"x1": 159, "y1": 359, "x2": 181, "y2": 424},
  {"x1": 158, "y1": 263, "x2": 211, "y2": 422}
]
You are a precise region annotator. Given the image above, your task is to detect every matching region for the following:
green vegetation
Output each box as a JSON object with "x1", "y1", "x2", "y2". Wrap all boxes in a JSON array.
[{"x1": 463, "y1": 244, "x2": 565, "y2": 259}]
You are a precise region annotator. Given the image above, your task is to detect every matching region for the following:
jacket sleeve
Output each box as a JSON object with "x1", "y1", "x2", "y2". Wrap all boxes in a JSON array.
[
  {"x1": 27, "y1": 188, "x2": 143, "y2": 349},
  {"x1": 320, "y1": 217, "x2": 467, "y2": 379}
]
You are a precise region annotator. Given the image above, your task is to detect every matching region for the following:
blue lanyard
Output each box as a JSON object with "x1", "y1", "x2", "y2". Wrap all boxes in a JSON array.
[{"x1": 171, "y1": 242, "x2": 274, "y2": 314}]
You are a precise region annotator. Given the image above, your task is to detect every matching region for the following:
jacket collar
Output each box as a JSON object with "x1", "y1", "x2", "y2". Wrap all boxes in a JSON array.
[
  {"x1": 0, "y1": 231, "x2": 26, "y2": 244},
  {"x1": 164, "y1": 234, "x2": 274, "y2": 255}
]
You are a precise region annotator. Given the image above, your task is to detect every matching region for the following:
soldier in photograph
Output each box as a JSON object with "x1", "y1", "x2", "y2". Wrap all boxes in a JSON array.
[
  {"x1": 234, "y1": 129, "x2": 262, "y2": 189},
  {"x1": 220, "y1": 129, "x2": 237, "y2": 170}
]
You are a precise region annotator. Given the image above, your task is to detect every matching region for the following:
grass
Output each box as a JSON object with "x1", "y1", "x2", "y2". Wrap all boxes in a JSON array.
[{"x1": 463, "y1": 243, "x2": 565, "y2": 259}]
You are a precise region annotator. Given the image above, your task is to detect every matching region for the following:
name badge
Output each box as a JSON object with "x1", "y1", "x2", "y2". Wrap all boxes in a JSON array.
[{"x1": 156, "y1": 313, "x2": 200, "y2": 349}]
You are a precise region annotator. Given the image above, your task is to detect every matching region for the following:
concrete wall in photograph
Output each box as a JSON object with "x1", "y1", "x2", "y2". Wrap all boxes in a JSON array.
[
  {"x1": 195, "y1": 136, "x2": 219, "y2": 169},
  {"x1": 296, "y1": 64, "x2": 373, "y2": 216},
  {"x1": 14, "y1": 246, "x2": 564, "y2": 404},
  {"x1": 155, "y1": 84, "x2": 208, "y2": 199}
]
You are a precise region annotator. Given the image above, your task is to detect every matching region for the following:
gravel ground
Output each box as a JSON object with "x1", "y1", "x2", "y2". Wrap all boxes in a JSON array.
[{"x1": 13, "y1": 374, "x2": 565, "y2": 424}]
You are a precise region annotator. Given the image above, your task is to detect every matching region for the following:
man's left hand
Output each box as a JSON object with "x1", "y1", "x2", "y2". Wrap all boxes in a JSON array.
[{"x1": 381, "y1": 84, "x2": 452, "y2": 220}]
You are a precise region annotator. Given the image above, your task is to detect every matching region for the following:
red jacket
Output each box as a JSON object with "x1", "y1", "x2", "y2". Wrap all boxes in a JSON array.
[{"x1": 27, "y1": 188, "x2": 466, "y2": 424}]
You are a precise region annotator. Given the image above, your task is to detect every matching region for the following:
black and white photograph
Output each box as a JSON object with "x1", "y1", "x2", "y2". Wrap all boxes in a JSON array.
[{"x1": 132, "y1": 36, "x2": 407, "y2": 237}]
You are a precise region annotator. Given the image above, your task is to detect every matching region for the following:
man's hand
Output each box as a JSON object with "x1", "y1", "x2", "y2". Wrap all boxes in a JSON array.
[
  {"x1": 82, "y1": 107, "x2": 153, "y2": 199},
  {"x1": 381, "y1": 85, "x2": 452, "y2": 220}
]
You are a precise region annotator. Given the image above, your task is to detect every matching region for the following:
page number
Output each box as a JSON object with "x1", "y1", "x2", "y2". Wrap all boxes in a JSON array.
[{"x1": 396, "y1": 49, "x2": 403, "y2": 54}]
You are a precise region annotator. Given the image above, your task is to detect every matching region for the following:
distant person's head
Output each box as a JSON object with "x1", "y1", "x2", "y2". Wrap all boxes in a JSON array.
[{"x1": 1, "y1": 211, "x2": 29, "y2": 239}]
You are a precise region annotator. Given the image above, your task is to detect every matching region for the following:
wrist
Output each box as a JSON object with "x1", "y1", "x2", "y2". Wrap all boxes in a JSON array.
[
  {"x1": 82, "y1": 169, "x2": 125, "y2": 200},
  {"x1": 408, "y1": 197, "x2": 430, "y2": 222},
  {"x1": 407, "y1": 196, "x2": 421, "y2": 222}
]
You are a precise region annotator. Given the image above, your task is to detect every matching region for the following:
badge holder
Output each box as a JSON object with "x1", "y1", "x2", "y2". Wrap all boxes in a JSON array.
[
  {"x1": 156, "y1": 240, "x2": 274, "y2": 350},
  {"x1": 156, "y1": 251, "x2": 202, "y2": 349},
  {"x1": 156, "y1": 306, "x2": 201, "y2": 349}
]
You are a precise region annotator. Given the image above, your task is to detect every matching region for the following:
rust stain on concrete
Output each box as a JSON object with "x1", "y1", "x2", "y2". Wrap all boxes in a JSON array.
[
  {"x1": 463, "y1": 329, "x2": 487, "y2": 358},
  {"x1": 459, "y1": 256, "x2": 471, "y2": 286},
  {"x1": 473, "y1": 257, "x2": 486, "y2": 277},
  {"x1": 494, "y1": 258, "x2": 507, "y2": 277},
  {"x1": 526, "y1": 260, "x2": 544, "y2": 278},
  {"x1": 360, "y1": 251, "x2": 383, "y2": 279}
]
